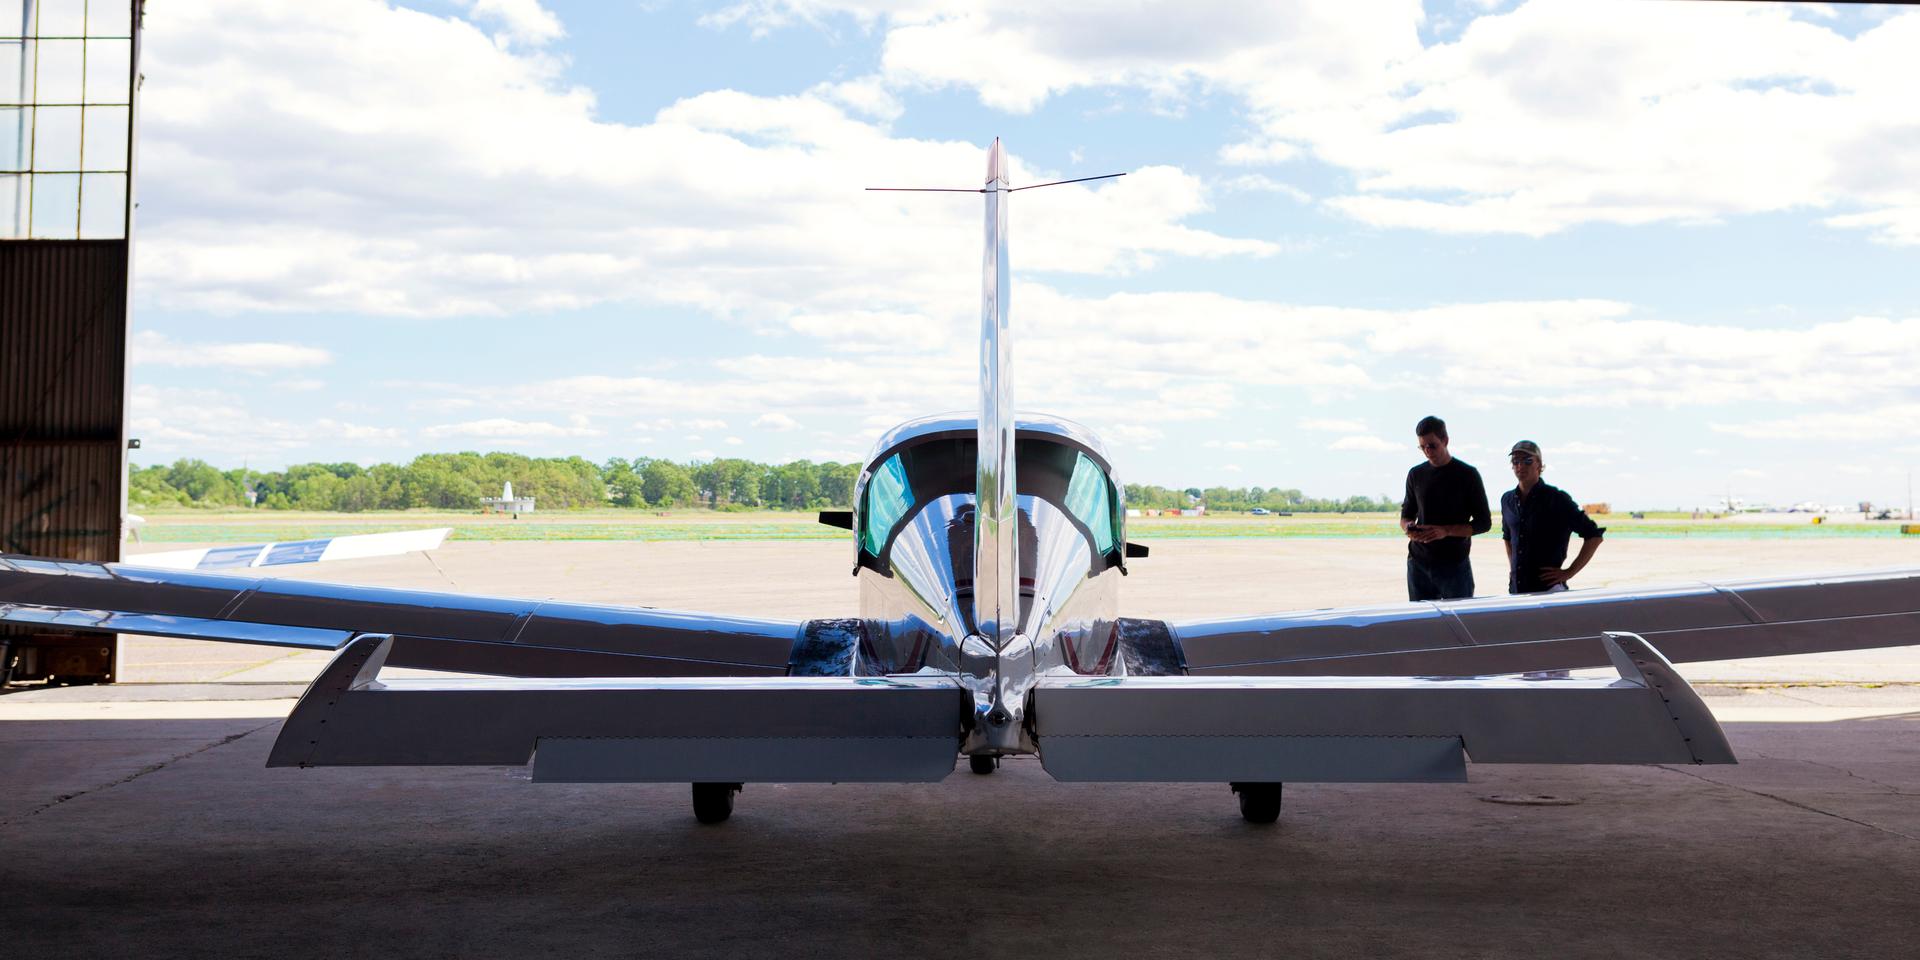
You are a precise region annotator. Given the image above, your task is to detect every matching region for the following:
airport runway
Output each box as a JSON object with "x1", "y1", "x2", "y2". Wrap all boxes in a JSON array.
[{"x1": 3, "y1": 537, "x2": 1917, "y2": 958}]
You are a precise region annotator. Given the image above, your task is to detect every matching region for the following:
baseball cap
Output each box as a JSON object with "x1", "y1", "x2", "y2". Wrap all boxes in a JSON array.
[{"x1": 1509, "y1": 440, "x2": 1542, "y2": 459}]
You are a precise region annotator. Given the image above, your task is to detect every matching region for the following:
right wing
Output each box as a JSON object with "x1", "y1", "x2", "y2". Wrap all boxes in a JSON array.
[
  {"x1": 0, "y1": 554, "x2": 826, "y2": 678},
  {"x1": 1155, "y1": 568, "x2": 1920, "y2": 677}
]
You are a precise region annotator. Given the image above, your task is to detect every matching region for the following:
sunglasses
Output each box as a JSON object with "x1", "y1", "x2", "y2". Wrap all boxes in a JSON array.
[{"x1": 1510, "y1": 455, "x2": 1537, "y2": 466}]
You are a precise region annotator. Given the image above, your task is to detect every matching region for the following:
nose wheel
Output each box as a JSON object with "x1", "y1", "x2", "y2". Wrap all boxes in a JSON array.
[
  {"x1": 692, "y1": 782, "x2": 742, "y2": 824},
  {"x1": 969, "y1": 754, "x2": 999, "y2": 775},
  {"x1": 1231, "y1": 782, "x2": 1283, "y2": 823}
]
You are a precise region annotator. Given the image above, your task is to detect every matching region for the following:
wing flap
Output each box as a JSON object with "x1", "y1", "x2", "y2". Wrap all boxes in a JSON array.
[
  {"x1": 268, "y1": 635, "x2": 967, "y2": 783},
  {"x1": 1035, "y1": 633, "x2": 1731, "y2": 782}
]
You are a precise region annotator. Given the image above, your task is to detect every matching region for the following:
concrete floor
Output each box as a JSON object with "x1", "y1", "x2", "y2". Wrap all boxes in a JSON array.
[
  {"x1": 1, "y1": 703, "x2": 1917, "y2": 959},
  {"x1": 4, "y1": 537, "x2": 1919, "y2": 958}
]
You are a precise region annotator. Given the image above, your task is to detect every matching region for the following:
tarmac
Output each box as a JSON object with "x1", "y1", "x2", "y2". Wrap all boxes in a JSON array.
[{"x1": 3, "y1": 537, "x2": 1919, "y2": 958}]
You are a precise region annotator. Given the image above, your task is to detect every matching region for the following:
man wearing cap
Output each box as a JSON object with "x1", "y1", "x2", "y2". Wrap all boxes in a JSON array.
[
  {"x1": 1501, "y1": 440, "x2": 1606, "y2": 595},
  {"x1": 1400, "y1": 416, "x2": 1492, "y2": 601}
]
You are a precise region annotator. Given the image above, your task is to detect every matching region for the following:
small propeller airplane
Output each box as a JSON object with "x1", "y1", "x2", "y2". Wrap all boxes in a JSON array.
[{"x1": 3, "y1": 139, "x2": 1918, "y2": 824}]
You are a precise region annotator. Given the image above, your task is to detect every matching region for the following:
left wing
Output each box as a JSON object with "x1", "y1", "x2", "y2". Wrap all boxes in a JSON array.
[
  {"x1": 0, "y1": 554, "x2": 821, "y2": 678},
  {"x1": 270, "y1": 634, "x2": 966, "y2": 782}
]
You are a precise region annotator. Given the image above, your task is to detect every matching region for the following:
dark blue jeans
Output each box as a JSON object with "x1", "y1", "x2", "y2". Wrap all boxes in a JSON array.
[{"x1": 1408, "y1": 556, "x2": 1475, "y2": 602}]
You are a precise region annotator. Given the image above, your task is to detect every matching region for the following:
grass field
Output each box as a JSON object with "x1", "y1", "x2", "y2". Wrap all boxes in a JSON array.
[{"x1": 129, "y1": 508, "x2": 1920, "y2": 543}]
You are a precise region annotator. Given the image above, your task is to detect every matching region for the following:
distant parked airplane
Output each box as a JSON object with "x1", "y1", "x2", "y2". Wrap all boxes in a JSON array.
[{"x1": 3, "y1": 141, "x2": 1917, "y2": 825}]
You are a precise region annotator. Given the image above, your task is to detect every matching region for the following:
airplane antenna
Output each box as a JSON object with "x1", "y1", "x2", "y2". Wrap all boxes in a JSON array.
[{"x1": 865, "y1": 175, "x2": 1123, "y2": 194}]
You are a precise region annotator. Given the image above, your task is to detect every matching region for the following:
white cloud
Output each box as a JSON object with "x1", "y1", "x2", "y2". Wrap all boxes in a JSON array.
[
  {"x1": 725, "y1": 436, "x2": 744, "y2": 445},
  {"x1": 1711, "y1": 404, "x2": 1920, "y2": 442},
  {"x1": 734, "y1": 1, "x2": 1920, "y2": 241},
  {"x1": 1552, "y1": 441, "x2": 1621, "y2": 456},
  {"x1": 1217, "y1": 174, "x2": 1312, "y2": 203},
  {"x1": 131, "y1": 330, "x2": 331, "y2": 371},
  {"x1": 134, "y1": 1, "x2": 1274, "y2": 321},
  {"x1": 129, "y1": 385, "x2": 398, "y2": 459},
  {"x1": 421, "y1": 417, "x2": 603, "y2": 440},
  {"x1": 1218, "y1": 141, "x2": 1301, "y2": 166},
  {"x1": 753, "y1": 412, "x2": 801, "y2": 431},
  {"x1": 1331, "y1": 435, "x2": 1400, "y2": 452},
  {"x1": 1298, "y1": 417, "x2": 1368, "y2": 433},
  {"x1": 462, "y1": 0, "x2": 564, "y2": 46}
]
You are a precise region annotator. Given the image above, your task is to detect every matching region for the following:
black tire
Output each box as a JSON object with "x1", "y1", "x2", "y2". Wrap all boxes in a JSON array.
[
  {"x1": 1233, "y1": 782, "x2": 1282, "y2": 824},
  {"x1": 969, "y1": 754, "x2": 998, "y2": 775},
  {"x1": 692, "y1": 783, "x2": 739, "y2": 824}
]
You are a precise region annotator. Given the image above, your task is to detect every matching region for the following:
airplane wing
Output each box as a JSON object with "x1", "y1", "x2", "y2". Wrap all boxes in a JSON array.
[
  {"x1": 0, "y1": 553, "x2": 942, "y2": 786},
  {"x1": 1145, "y1": 567, "x2": 1920, "y2": 677},
  {"x1": 0, "y1": 554, "x2": 848, "y2": 678},
  {"x1": 120, "y1": 527, "x2": 452, "y2": 571},
  {"x1": 270, "y1": 634, "x2": 966, "y2": 782},
  {"x1": 1034, "y1": 632, "x2": 1732, "y2": 782}
]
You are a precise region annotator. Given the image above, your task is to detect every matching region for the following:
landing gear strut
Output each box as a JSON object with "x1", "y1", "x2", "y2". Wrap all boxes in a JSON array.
[
  {"x1": 1231, "y1": 782, "x2": 1282, "y2": 823},
  {"x1": 692, "y1": 782, "x2": 742, "y2": 824},
  {"x1": 969, "y1": 754, "x2": 999, "y2": 775}
]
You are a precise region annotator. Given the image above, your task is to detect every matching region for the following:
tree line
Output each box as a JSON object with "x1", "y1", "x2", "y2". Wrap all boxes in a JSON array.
[
  {"x1": 130, "y1": 453, "x2": 1399, "y2": 514},
  {"x1": 130, "y1": 453, "x2": 860, "y2": 512},
  {"x1": 1124, "y1": 485, "x2": 1400, "y2": 514}
]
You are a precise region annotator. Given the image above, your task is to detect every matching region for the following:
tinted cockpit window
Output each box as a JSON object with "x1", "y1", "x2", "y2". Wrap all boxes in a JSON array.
[
  {"x1": 863, "y1": 454, "x2": 913, "y2": 555},
  {"x1": 1064, "y1": 452, "x2": 1116, "y2": 554}
]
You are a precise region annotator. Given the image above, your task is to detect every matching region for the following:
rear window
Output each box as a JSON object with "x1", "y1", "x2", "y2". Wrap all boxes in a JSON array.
[
  {"x1": 862, "y1": 454, "x2": 913, "y2": 555},
  {"x1": 1063, "y1": 452, "x2": 1116, "y2": 554}
]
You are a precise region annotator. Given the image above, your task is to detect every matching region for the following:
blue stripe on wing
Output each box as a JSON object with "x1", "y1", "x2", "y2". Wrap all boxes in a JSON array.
[
  {"x1": 262, "y1": 539, "x2": 331, "y2": 565},
  {"x1": 196, "y1": 544, "x2": 271, "y2": 570}
]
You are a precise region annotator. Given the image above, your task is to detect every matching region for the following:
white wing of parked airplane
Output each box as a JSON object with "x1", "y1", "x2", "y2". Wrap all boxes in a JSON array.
[{"x1": 119, "y1": 527, "x2": 453, "y2": 572}]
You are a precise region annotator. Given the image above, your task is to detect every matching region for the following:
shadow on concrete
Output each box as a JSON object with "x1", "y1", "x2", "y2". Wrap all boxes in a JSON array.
[{"x1": 1, "y1": 716, "x2": 1916, "y2": 960}]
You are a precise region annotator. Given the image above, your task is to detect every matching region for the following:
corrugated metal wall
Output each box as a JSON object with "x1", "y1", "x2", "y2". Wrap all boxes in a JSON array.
[{"x1": 0, "y1": 239, "x2": 129, "y2": 563}]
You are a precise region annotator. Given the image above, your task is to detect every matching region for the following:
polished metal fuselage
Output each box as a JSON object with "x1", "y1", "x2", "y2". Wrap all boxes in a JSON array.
[{"x1": 853, "y1": 421, "x2": 1124, "y2": 757}]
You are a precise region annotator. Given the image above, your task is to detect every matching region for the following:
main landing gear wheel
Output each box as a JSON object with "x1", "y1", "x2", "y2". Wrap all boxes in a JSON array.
[
  {"x1": 1231, "y1": 782, "x2": 1283, "y2": 824},
  {"x1": 692, "y1": 783, "x2": 742, "y2": 824},
  {"x1": 969, "y1": 755, "x2": 999, "y2": 775}
]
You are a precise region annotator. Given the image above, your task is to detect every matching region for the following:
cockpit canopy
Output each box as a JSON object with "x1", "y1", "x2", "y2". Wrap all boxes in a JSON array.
[{"x1": 854, "y1": 414, "x2": 1124, "y2": 574}]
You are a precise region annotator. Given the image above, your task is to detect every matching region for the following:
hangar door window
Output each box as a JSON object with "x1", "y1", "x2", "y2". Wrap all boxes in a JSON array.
[{"x1": 2, "y1": 0, "x2": 135, "y2": 240}]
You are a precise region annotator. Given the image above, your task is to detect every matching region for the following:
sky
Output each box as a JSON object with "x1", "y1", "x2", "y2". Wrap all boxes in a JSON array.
[{"x1": 124, "y1": 0, "x2": 1920, "y2": 510}]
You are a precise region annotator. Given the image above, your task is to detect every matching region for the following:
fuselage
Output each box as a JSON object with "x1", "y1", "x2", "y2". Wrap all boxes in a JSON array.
[{"x1": 851, "y1": 413, "x2": 1128, "y2": 755}]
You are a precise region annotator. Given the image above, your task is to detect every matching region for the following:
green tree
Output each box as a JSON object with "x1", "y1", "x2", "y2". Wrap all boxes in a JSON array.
[
  {"x1": 603, "y1": 457, "x2": 646, "y2": 507},
  {"x1": 641, "y1": 460, "x2": 697, "y2": 507}
]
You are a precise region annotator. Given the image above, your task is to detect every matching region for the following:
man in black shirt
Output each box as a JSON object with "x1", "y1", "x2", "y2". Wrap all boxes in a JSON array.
[
  {"x1": 1399, "y1": 416, "x2": 1491, "y2": 601},
  {"x1": 1500, "y1": 440, "x2": 1605, "y2": 594}
]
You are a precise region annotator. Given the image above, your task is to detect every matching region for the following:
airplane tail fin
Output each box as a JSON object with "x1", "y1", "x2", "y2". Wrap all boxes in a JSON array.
[
  {"x1": 976, "y1": 138, "x2": 1016, "y2": 648},
  {"x1": 867, "y1": 140, "x2": 1122, "y2": 648}
]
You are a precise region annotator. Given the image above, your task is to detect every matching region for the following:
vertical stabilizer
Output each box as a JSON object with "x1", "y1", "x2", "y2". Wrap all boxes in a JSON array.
[{"x1": 974, "y1": 139, "x2": 1016, "y2": 649}]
